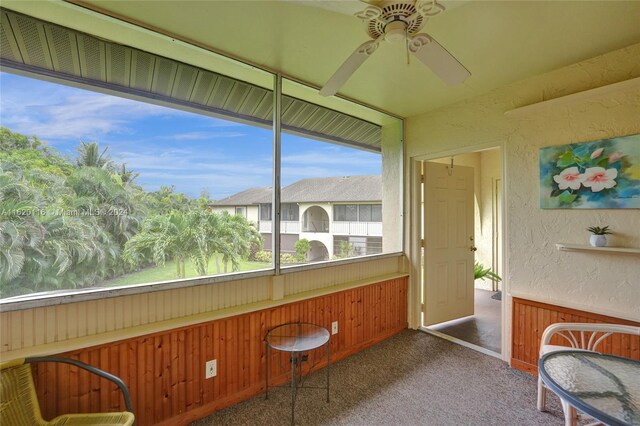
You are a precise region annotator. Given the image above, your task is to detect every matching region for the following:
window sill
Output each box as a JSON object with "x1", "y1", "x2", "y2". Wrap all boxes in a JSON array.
[
  {"x1": 0, "y1": 252, "x2": 404, "y2": 312},
  {"x1": 1, "y1": 271, "x2": 409, "y2": 361}
]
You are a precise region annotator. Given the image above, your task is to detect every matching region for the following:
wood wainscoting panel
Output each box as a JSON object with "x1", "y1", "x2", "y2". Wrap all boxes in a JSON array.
[
  {"x1": 511, "y1": 297, "x2": 640, "y2": 375},
  {"x1": 32, "y1": 277, "x2": 407, "y2": 426},
  {"x1": 1, "y1": 256, "x2": 403, "y2": 355}
]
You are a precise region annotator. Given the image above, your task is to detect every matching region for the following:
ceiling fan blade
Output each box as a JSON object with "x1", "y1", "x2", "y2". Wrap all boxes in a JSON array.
[
  {"x1": 408, "y1": 33, "x2": 470, "y2": 85},
  {"x1": 406, "y1": 0, "x2": 445, "y2": 23},
  {"x1": 320, "y1": 37, "x2": 382, "y2": 97},
  {"x1": 354, "y1": 5, "x2": 383, "y2": 21}
]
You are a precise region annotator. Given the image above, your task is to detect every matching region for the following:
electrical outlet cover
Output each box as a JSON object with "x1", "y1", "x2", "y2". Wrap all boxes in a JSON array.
[
  {"x1": 332, "y1": 321, "x2": 338, "y2": 335},
  {"x1": 205, "y1": 359, "x2": 217, "y2": 379}
]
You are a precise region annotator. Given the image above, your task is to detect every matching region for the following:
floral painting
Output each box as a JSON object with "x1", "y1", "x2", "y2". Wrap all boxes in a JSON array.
[{"x1": 540, "y1": 134, "x2": 640, "y2": 209}]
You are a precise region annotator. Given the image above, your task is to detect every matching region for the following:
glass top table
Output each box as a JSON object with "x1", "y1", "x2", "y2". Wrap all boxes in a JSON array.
[
  {"x1": 266, "y1": 322, "x2": 330, "y2": 352},
  {"x1": 539, "y1": 350, "x2": 640, "y2": 426},
  {"x1": 265, "y1": 323, "x2": 331, "y2": 424}
]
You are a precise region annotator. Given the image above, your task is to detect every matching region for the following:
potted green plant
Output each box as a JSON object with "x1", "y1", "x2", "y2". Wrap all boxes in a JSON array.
[
  {"x1": 587, "y1": 225, "x2": 612, "y2": 247},
  {"x1": 475, "y1": 262, "x2": 503, "y2": 299},
  {"x1": 474, "y1": 262, "x2": 502, "y2": 282}
]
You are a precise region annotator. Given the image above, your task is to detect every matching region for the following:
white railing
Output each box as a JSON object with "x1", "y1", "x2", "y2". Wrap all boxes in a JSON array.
[
  {"x1": 332, "y1": 222, "x2": 383, "y2": 236},
  {"x1": 302, "y1": 220, "x2": 330, "y2": 233},
  {"x1": 259, "y1": 221, "x2": 272, "y2": 233},
  {"x1": 282, "y1": 221, "x2": 300, "y2": 234},
  {"x1": 258, "y1": 221, "x2": 300, "y2": 234},
  {"x1": 260, "y1": 220, "x2": 381, "y2": 236}
]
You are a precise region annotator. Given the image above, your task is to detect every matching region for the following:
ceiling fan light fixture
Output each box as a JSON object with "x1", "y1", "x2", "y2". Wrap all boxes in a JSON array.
[{"x1": 385, "y1": 20, "x2": 408, "y2": 43}]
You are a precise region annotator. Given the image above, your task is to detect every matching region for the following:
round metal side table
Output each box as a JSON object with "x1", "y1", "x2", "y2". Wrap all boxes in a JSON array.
[{"x1": 265, "y1": 322, "x2": 330, "y2": 424}]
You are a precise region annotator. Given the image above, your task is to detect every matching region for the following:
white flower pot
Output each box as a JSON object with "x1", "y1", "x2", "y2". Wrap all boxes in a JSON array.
[{"x1": 590, "y1": 235, "x2": 607, "y2": 247}]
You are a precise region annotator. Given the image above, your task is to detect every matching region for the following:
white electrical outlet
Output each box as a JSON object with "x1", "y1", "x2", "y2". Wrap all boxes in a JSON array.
[
  {"x1": 205, "y1": 359, "x2": 217, "y2": 379},
  {"x1": 331, "y1": 321, "x2": 338, "y2": 335}
]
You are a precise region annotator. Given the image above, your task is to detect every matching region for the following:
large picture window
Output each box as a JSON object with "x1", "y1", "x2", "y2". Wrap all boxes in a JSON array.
[
  {"x1": 0, "y1": 10, "x2": 403, "y2": 304},
  {"x1": 0, "y1": 71, "x2": 273, "y2": 299}
]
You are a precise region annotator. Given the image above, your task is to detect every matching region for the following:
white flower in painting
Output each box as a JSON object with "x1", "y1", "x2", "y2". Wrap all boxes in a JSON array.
[
  {"x1": 553, "y1": 167, "x2": 584, "y2": 190},
  {"x1": 582, "y1": 167, "x2": 618, "y2": 192},
  {"x1": 608, "y1": 151, "x2": 624, "y2": 163},
  {"x1": 590, "y1": 148, "x2": 604, "y2": 159}
]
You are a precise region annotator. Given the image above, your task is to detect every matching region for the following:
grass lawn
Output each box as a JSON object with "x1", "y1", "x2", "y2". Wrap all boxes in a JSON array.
[{"x1": 106, "y1": 257, "x2": 271, "y2": 287}]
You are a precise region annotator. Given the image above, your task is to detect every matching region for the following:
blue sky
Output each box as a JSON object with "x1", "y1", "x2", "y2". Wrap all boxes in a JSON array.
[{"x1": 0, "y1": 72, "x2": 381, "y2": 199}]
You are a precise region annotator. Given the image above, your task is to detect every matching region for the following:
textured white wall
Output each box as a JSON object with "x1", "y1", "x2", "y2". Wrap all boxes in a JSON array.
[
  {"x1": 406, "y1": 43, "x2": 640, "y2": 320},
  {"x1": 247, "y1": 205, "x2": 259, "y2": 223},
  {"x1": 382, "y1": 120, "x2": 404, "y2": 253}
]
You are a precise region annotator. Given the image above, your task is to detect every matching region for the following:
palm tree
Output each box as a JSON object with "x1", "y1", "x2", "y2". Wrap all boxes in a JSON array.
[
  {"x1": 216, "y1": 212, "x2": 262, "y2": 273},
  {"x1": 123, "y1": 210, "x2": 262, "y2": 279},
  {"x1": 67, "y1": 166, "x2": 141, "y2": 246},
  {"x1": 118, "y1": 164, "x2": 139, "y2": 185},
  {"x1": 0, "y1": 165, "x2": 45, "y2": 295},
  {"x1": 123, "y1": 211, "x2": 194, "y2": 278},
  {"x1": 76, "y1": 141, "x2": 112, "y2": 169},
  {"x1": 38, "y1": 212, "x2": 117, "y2": 288}
]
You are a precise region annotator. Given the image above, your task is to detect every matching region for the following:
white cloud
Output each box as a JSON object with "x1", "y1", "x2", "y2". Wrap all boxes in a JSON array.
[
  {"x1": 0, "y1": 73, "x2": 226, "y2": 142},
  {"x1": 204, "y1": 118, "x2": 246, "y2": 128},
  {"x1": 171, "y1": 131, "x2": 246, "y2": 140},
  {"x1": 114, "y1": 149, "x2": 271, "y2": 174},
  {"x1": 1, "y1": 87, "x2": 179, "y2": 141},
  {"x1": 282, "y1": 151, "x2": 380, "y2": 167},
  {"x1": 118, "y1": 146, "x2": 272, "y2": 197},
  {"x1": 139, "y1": 171, "x2": 271, "y2": 199}
]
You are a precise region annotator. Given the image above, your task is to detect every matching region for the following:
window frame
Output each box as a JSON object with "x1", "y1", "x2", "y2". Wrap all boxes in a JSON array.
[
  {"x1": 334, "y1": 203, "x2": 383, "y2": 223},
  {"x1": 280, "y1": 203, "x2": 299, "y2": 221},
  {"x1": 260, "y1": 204, "x2": 272, "y2": 221}
]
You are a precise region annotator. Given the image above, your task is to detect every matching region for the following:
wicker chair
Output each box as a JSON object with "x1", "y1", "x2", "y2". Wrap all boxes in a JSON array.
[
  {"x1": 0, "y1": 356, "x2": 135, "y2": 425},
  {"x1": 536, "y1": 322, "x2": 640, "y2": 426}
]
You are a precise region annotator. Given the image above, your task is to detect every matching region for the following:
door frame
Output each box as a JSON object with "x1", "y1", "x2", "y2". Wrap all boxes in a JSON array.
[{"x1": 408, "y1": 141, "x2": 510, "y2": 362}]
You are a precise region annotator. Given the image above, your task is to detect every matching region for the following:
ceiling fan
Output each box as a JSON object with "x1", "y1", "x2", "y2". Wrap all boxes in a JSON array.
[{"x1": 319, "y1": 0, "x2": 470, "y2": 97}]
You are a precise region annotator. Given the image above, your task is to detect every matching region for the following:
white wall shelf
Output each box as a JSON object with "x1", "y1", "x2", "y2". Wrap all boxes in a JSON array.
[
  {"x1": 505, "y1": 77, "x2": 640, "y2": 117},
  {"x1": 556, "y1": 243, "x2": 640, "y2": 255}
]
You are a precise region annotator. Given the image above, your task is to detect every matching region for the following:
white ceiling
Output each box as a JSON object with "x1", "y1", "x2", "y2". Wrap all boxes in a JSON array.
[{"x1": 61, "y1": 1, "x2": 640, "y2": 117}]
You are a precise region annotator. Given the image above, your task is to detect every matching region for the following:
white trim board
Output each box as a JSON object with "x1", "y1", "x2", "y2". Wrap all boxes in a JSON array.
[{"x1": 419, "y1": 327, "x2": 502, "y2": 359}]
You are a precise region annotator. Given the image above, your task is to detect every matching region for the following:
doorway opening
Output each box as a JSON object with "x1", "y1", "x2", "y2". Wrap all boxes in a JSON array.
[{"x1": 421, "y1": 147, "x2": 504, "y2": 356}]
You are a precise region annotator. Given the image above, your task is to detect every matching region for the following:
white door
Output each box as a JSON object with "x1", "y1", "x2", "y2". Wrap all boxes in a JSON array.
[{"x1": 423, "y1": 161, "x2": 475, "y2": 326}]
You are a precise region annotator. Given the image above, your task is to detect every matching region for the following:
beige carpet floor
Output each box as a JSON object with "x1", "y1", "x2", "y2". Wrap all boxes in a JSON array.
[{"x1": 191, "y1": 330, "x2": 569, "y2": 425}]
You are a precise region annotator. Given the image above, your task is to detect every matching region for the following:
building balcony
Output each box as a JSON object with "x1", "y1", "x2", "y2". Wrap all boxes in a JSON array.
[
  {"x1": 332, "y1": 221, "x2": 383, "y2": 237},
  {"x1": 258, "y1": 220, "x2": 300, "y2": 234}
]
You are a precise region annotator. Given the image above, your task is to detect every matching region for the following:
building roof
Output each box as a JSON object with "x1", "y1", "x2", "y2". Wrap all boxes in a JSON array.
[
  {"x1": 278, "y1": 175, "x2": 381, "y2": 203},
  {"x1": 210, "y1": 175, "x2": 382, "y2": 206},
  {"x1": 213, "y1": 186, "x2": 272, "y2": 206}
]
